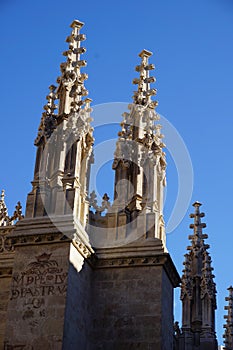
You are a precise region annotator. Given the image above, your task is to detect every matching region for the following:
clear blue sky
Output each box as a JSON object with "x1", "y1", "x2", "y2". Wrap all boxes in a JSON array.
[{"x1": 1, "y1": 0, "x2": 233, "y2": 344}]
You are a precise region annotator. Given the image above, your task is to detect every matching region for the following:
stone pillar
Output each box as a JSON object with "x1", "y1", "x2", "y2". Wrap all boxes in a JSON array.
[{"x1": 3, "y1": 216, "x2": 93, "y2": 350}]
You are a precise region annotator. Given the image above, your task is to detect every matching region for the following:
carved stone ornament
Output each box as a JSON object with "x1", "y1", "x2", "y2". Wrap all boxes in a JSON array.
[
  {"x1": 89, "y1": 191, "x2": 111, "y2": 214},
  {"x1": 0, "y1": 190, "x2": 24, "y2": 227},
  {"x1": 35, "y1": 85, "x2": 58, "y2": 146},
  {"x1": 180, "y1": 253, "x2": 193, "y2": 300},
  {"x1": 64, "y1": 98, "x2": 94, "y2": 144}
]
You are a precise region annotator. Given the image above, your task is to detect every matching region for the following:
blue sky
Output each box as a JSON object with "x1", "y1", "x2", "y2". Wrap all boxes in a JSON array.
[{"x1": 1, "y1": 0, "x2": 233, "y2": 344}]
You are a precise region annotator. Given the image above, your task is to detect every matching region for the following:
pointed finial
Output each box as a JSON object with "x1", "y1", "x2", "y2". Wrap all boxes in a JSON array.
[
  {"x1": 133, "y1": 49, "x2": 157, "y2": 107},
  {"x1": 11, "y1": 201, "x2": 24, "y2": 222},
  {"x1": 190, "y1": 201, "x2": 206, "y2": 228},
  {"x1": 188, "y1": 201, "x2": 208, "y2": 252},
  {"x1": 1, "y1": 189, "x2": 5, "y2": 202},
  {"x1": 57, "y1": 19, "x2": 89, "y2": 116}
]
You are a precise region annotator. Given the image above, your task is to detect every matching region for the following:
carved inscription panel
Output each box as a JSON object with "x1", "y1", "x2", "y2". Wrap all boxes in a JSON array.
[
  {"x1": 6, "y1": 248, "x2": 69, "y2": 349},
  {"x1": 11, "y1": 252, "x2": 67, "y2": 300}
]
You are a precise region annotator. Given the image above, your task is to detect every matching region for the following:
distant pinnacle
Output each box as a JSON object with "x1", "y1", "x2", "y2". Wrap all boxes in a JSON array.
[{"x1": 133, "y1": 49, "x2": 157, "y2": 107}]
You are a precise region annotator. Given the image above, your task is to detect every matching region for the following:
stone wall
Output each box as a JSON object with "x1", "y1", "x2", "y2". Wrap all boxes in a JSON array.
[
  {"x1": 90, "y1": 263, "x2": 174, "y2": 350},
  {"x1": 1, "y1": 229, "x2": 179, "y2": 349},
  {"x1": 4, "y1": 242, "x2": 70, "y2": 350},
  {"x1": 161, "y1": 268, "x2": 175, "y2": 349}
]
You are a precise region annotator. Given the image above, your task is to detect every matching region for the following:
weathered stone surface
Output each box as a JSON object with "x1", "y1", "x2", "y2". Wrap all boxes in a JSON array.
[
  {"x1": 88, "y1": 242, "x2": 179, "y2": 350},
  {"x1": 0, "y1": 273, "x2": 13, "y2": 349},
  {"x1": 4, "y1": 243, "x2": 70, "y2": 350},
  {"x1": 63, "y1": 243, "x2": 93, "y2": 349},
  {"x1": 0, "y1": 223, "x2": 15, "y2": 349}
]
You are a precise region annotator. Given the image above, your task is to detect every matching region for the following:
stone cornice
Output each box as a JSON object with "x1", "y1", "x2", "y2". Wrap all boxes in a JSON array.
[
  {"x1": 6, "y1": 215, "x2": 94, "y2": 262},
  {"x1": 11, "y1": 232, "x2": 70, "y2": 247},
  {"x1": 10, "y1": 215, "x2": 75, "y2": 236},
  {"x1": 88, "y1": 238, "x2": 180, "y2": 287},
  {"x1": 7, "y1": 215, "x2": 75, "y2": 247}
]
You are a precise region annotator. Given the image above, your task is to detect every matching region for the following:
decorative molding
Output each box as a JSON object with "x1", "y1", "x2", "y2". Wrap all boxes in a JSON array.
[
  {"x1": 72, "y1": 237, "x2": 92, "y2": 259},
  {"x1": 0, "y1": 232, "x2": 15, "y2": 253},
  {"x1": 88, "y1": 250, "x2": 180, "y2": 288},
  {"x1": 10, "y1": 232, "x2": 70, "y2": 247},
  {"x1": 89, "y1": 191, "x2": 111, "y2": 214}
]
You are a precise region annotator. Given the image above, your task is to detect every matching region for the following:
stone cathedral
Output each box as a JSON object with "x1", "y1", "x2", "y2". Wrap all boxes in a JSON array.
[{"x1": 0, "y1": 20, "x2": 232, "y2": 350}]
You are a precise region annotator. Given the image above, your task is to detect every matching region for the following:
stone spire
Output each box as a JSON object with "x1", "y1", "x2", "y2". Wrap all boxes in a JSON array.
[
  {"x1": 102, "y1": 49, "x2": 167, "y2": 247},
  {"x1": 34, "y1": 20, "x2": 89, "y2": 146},
  {"x1": 180, "y1": 202, "x2": 217, "y2": 349},
  {"x1": 26, "y1": 20, "x2": 94, "y2": 225},
  {"x1": 133, "y1": 49, "x2": 158, "y2": 108},
  {"x1": 223, "y1": 286, "x2": 233, "y2": 350},
  {"x1": 57, "y1": 19, "x2": 88, "y2": 119}
]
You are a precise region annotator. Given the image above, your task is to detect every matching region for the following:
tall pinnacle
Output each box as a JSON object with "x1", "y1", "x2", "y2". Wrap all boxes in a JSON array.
[
  {"x1": 223, "y1": 286, "x2": 233, "y2": 350},
  {"x1": 57, "y1": 19, "x2": 89, "y2": 116},
  {"x1": 116, "y1": 49, "x2": 162, "y2": 147},
  {"x1": 133, "y1": 49, "x2": 158, "y2": 108},
  {"x1": 188, "y1": 201, "x2": 208, "y2": 253},
  {"x1": 180, "y1": 202, "x2": 217, "y2": 348},
  {"x1": 34, "y1": 20, "x2": 90, "y2": 146},
  {"x1": 110, "y1": 49, "x2": 167, "y2": 247}
]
